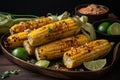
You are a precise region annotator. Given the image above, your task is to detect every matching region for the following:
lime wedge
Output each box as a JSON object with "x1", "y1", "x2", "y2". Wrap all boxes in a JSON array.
[
  {"x1": 107, "y1": 22, "x2": 120, "y2": 35},
  {"x1": 83, "y1": 59, "x2": 107, "y2": 71},
  {"x1": 35, "y1": 60, "x2": 50, "y2": 68}
]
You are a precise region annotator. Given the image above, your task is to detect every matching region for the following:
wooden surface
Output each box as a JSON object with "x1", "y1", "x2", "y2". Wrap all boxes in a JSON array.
[
  {"x1": 0, "y1": 52, "x2": 58, "y2": 80},
  {"x1": 0, "y1": 50, "x2": 120, "y2": 80}
]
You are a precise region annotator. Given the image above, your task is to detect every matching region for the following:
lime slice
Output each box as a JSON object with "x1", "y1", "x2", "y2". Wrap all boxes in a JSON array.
[
  {"x1": 98, "y1": 22, "x2": 111, "y2": 33},
  {"x1": 107, "y1": 22, "x2": 120, "y2": 35},
  {"x1": 35, "y1": 60, "x2": 50, "y2": 68},
  {"x1": 83, "y1": 59, "x2": 107, "y2": 71}
]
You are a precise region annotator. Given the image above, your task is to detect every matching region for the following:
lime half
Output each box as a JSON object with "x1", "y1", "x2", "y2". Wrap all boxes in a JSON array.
[
  {"x1": 35, "y1": 60, "x2": 50, "y2": 68},
  {"x1": 83, "y1": 59, "x2": 107, "y2": 71},
  {"x1": 107, "y1": 22, "x2": 120, "y2": 35}
]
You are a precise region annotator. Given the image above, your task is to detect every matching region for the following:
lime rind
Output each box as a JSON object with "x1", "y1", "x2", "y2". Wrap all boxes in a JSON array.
[{"x1": 83, "y1": 59, "x2": 107, "y2": 71}]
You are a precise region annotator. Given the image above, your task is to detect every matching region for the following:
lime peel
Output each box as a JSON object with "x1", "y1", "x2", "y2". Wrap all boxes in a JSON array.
[{"x1": 83, "y1": 59, "x2": 107, "y2": 71}]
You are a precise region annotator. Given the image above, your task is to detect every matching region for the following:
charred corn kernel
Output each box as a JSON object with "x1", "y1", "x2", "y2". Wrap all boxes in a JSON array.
[
  {"x1": 10, "y1": 17, "x2": 53, "y2": 34},
  {"x1": 28, "y1": 18, "x2": 82, "y2": 46},
  {"x1": 23, "y1": 40, "x2": 35, "y2": 56},
  {"x1": 5, "y1": 32, "x2": 29, "y2": 48},
  {"x1": 35, "y1": 34, "x2": 89, "y2": 60},
  {"x1": 63, "y1": 39, "x2": 111, "y2": 68}
]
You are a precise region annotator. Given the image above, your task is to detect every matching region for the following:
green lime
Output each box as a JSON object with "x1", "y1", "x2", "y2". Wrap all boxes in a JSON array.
[
  {"x1": 83, "y1": 59, "x2": 107, "y2": 71},
  {"x1": 98, "y1": 22, "x2": 111, "y2": 33},
  {"x1": 107, "y1": 22, "x2": 120, "y2": 35},
  {"x1": 12, "y1": 47, "x2": 29, "y2": 61},
  {"x1": 35, "y1": 60, "x2": 50, "y2": 68}
]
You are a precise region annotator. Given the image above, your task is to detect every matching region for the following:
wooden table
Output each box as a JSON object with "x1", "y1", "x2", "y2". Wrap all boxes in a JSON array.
[{"x1": 0, "y1": 50, "x2": 120, "y2": 80}]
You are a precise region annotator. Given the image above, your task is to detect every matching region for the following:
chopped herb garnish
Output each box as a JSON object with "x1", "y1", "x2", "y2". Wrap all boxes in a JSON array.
[
  {"x1": 48, "y1": 28, "x2": 53, "y2": 32},
  {"x1": 9, "y1": 69, "x2": 20, "y2": 75},
  {"x1": 1, "y1": 71, "x2": 10, "y2": 79},
  {"x1": 1, "y1": 69, "x2": 21, "y2": 79}
]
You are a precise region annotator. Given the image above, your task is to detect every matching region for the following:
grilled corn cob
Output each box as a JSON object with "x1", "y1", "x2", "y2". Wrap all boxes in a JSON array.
[
  {"x1": 28, "y1": 18, "x2": 82, "y2": 46},
  {"x1": 63, "y1": 39, "x2": 111, "y2": 68},
  {"x1": 5, "y1": 32, "x2": 29, "y2": 48},
  {"x1": 10, "y1": 11, "x2": 70, "y2": 34},
  {"x1": 23, "y1": 40, "x2": 35, "y2": 55},
  {"x1": 10, "y1": 17, "x2": 53, "y2": 34},
  {"x1": 35, "y1": 34, "x2": 89, "y2": 60}
]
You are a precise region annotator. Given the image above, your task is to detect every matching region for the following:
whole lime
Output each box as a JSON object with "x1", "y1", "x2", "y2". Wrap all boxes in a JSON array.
[
  {"x1": 98, "y1": 22, "x2": 111, "y2": 33},
  {"x1": 12, "y1": 47, "x2": 29, "y2": 61}
]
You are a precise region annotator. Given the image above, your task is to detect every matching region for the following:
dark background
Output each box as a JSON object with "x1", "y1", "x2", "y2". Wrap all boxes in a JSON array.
[{"x1": 0, "y1": 0, "x2": 119, "y2": 17}]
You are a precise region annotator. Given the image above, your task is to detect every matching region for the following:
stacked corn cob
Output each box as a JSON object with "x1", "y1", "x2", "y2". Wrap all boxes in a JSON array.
[
  {"x1": 10, "y1": 17, "x2": 53, "y2": 34},
  {"x1": 23, "y1": 34, "x2": 89, "y2": 56},
  {"x1": 6, "y1": 32, "x2": 29, "y2": 48},
  {"x1": 35, "y1": 34, "x2": 89, "y2": 60},
  {"x1": 27, "y1": 16, "x2": 96, "y2": 47},
  {"x1": 63, "y1": 39, "x2": 111, "y2": 68},
  {"x1": 27, "y1": 18, "x2": 82, "y2": 46},
  {"x1": 10, "y1": 11, "x2": 70, "y2": 34}
]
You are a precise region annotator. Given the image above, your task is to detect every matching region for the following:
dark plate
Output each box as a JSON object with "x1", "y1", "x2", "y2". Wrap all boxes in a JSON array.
[
  {"x1": 93, "y1": 19, "x2": 120, "y2": 43},
  {"x1": 0, "y1": 33, "x2": 120, "y2": 80}
]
